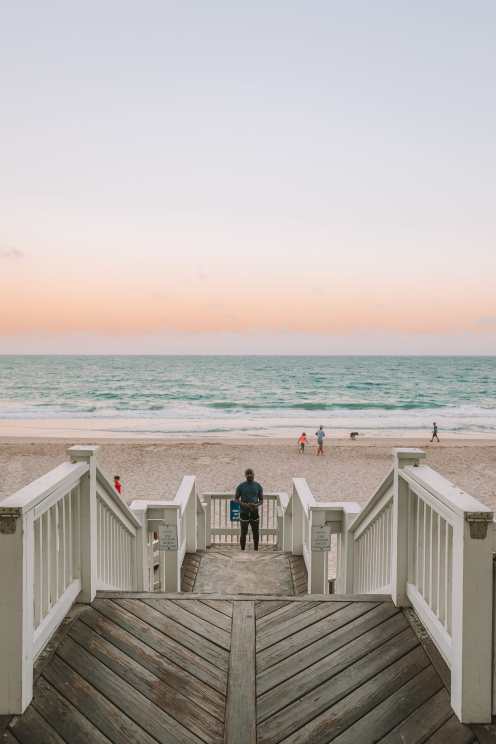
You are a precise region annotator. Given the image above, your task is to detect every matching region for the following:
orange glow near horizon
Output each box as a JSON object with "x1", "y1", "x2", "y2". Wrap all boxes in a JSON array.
[{"x1": 2, "y1": 274, "x2": 494, "y2": 336}]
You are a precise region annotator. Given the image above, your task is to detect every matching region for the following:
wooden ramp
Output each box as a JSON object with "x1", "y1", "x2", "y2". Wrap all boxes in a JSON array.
[{"x1": 2, "y1": 595, "x2": 485, "y2": 744}]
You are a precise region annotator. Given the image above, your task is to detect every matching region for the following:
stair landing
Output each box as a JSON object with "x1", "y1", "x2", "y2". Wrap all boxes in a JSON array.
[{"x1": 2, "y1": 593, "x2": 486, "y2": 744}]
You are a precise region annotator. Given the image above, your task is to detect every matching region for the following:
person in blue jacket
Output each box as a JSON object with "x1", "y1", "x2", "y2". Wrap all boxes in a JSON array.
[{"x1": 235, "y1": 468, "x2": 263, "y2": 551}]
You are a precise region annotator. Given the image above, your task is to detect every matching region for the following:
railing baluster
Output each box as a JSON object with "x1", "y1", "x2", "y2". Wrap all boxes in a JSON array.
[
  {"x1": 446, "y1": 524, "x2": 453, "y2": 634},
  {"x1": 34, "y1": 520, "x2": 42, "y2": 628},
  {"x1": 438, "y1": 516, "x2": 446, "y2": 622},
  {"x1": 57, "y1": 499, "x2": 65, "y2": 598},
  {"x1": 431, "y1": 511, "x2": 438, "y2": 614}
]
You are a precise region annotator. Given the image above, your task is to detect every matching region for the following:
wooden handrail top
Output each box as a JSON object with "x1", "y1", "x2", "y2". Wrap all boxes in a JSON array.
[{"x1": 0, "y1": 461, "x2": 88, "y2": 515}]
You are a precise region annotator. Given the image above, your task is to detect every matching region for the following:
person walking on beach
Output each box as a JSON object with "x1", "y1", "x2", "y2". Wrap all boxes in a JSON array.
[
  {"x1": 114, "y1": 475, "x2": 122, "y2": 494},
  {"x1": 315, "y1": 426, "x2": 326, "y2": 455},
  {"x1": 298, "y1": 432, "x2": 308, "y2": 453},
  {"x1": 431, "y1": 422, "x2": 440, "y2": 443},
  {"x1": 235, "y1": 468, "x2": 263, "y2": 551}
]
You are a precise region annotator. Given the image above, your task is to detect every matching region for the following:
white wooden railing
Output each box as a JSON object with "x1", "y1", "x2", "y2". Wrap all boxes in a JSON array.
[
  {"x1": 0, "y1": 445, "x2": 141, "y2": 714},
  {"x1": 130, "y1": 475, "x2": 206, "y2": 593},
  {"x1": 288, "y1": 479, "x2": 360, "y2": 594},
  {"x1": 96, "y1": 469, "x2": 140, "y2": 590},
  {"x1": 202, "y1": 492, "x2": 285, "y2": 546},
  {"x1": 340, "y1": 448, "x2": 494, "y2": 724}
]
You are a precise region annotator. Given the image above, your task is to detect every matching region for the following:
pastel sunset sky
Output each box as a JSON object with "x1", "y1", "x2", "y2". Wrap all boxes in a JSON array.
[{"x1": 1, "y1": 1, "x2": 495, "y2": 354}]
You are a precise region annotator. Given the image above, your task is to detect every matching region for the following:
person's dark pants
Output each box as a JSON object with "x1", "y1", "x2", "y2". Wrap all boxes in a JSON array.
[{"x1": 240, "y1": 513, "x2": 259, "y2": 550}]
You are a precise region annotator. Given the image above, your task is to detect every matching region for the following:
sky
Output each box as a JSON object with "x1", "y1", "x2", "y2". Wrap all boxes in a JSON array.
[{"x1": 1, "y1": 1, "x2": 496, "y2": 354}]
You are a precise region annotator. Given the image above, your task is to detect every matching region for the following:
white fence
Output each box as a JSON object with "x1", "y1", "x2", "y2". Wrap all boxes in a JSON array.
[
  {"x1": 202, "y1": 492, "x2": 284, "y2": 546},
  {"x1": 0, "y1": 446, "x2": 141, "y2": 715},
  {"x1": 288, "y1": 479, "x2": 360, "y2": 594},
  {"x1": 342, "y1": 448, "x2": 494, "y2": 724},
  {"x1": 130, "y1": 475, "x2": 206, "y2": 593}
]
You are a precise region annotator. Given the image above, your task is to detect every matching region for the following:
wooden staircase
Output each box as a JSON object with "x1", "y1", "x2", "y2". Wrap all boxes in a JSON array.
[{"x1": 1, "y1": 592, "x2": 488, "y2": 744}]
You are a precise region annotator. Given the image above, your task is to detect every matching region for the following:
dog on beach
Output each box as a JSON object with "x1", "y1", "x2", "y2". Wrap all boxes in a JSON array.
[{"x1": 350, "y1": 432, "x2": 359, "y2": 440}]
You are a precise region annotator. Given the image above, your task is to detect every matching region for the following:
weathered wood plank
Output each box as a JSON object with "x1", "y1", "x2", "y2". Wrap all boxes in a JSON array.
[
  {"x1": 44, "y1": 655, "x2": 158, "y2": 744},
  {"x1": 329, "y1": 665, "x2": 443, "y2": 744},
  {"x1": 260, "y1": 645, "x2": 430, "y2": 744},
  {"x1": 257, "y1": 602, "x2": 377, "y2": 672},
  {"x1": 115, "y1": 598, "x2": 230, "y2": 670},
  {"x1": 80, "y1": 608, "x2": 225, "y2": 720},
  {"x1": 255, "y1": 600, "x2": 289, "y2": 619},
  {"x1": 225, "y1": 602, "x2": 256, "y2": 744},
  {"x1": 257, "y1": 629, "x2": 421, "y2": 743},
  {"x1": 257, "y1": 602, "x2": 349, "y2": 651},
  {"x1": 96, "y1": 591, "x2": 393, "y2": 602},
  {"x1": 68, "y1": 621, "x2": 223, "y2": 744},
  {"x1": 200, "y1": 599, "x2": 233, "y2": 617},
  {"x1": 56, "y1": 636, "x2": 203, "y2": 744},
  {"x1": 378, "y1": 687, "x2": 453, "y2": 743},
  {"x1": 8, "y1": 706, "x2": 65, "y2": 744},
  {"x1": 32, "y1": 676, "x2": 111, "y2": 744},
  {"x1": 426, "y1": 716, "x2": 475, "y2": 744},
  {"x1": 143, "y1": 598, "x2": 232, "y2": 651},
  {"x1": 257, "y1": 602, "x2": 401, "y2": 695},
  {"x1": 172, "y1": 599, "x2": 232, "y2": 632},
  {"x1": 257, "y1": 611, "x2": 408, "y2": 721},
  {"x1": 92, "y1": 598, "x2": 227, "y2": 693},
  {"x1": 256, "y1": 602, "x2": 319, "y2": 629}
]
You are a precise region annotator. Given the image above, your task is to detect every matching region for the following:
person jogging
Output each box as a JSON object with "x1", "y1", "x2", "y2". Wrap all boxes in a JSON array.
[
  {"x1": 315, "y1": 426, "x2": 326, "y2": 455},
  {"x1": 431, "y1": 422, "x2": 440, "y2": 443},
  {"x1": 298, "y1": 432, "x2": 308, "y2": 453},
  {"x1": 235, "y1": 468, "x2": 263, "y2": 551}
]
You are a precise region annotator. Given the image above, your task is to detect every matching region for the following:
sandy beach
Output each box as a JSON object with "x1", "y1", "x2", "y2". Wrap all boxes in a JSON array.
[{"x1": 2, "y1": 435, "x2": 496, "y2": 512}]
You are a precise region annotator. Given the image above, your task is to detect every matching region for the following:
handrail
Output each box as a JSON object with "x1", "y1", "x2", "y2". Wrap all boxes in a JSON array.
[
  {"x1": 202, "y1": 491, "x2": 287, "y2": 547},
  {"x1": 130, "y1": 476, "x2": 207, "y2": 592},
  {"x1": 335, "y1": 447, "x2": 495, "y2": 724},
  {"x1": 96, "y1": 467, "x2": 141, "y2": 530},
  {"x1": 0, "y1": 461, "x2": 88, "y2": 515}
]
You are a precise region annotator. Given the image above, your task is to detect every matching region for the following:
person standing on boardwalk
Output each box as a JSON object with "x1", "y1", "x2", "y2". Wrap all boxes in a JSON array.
[
  {"x1": 315, "y1": 426, "x2": 326, "y2": 455},
  {"x1": 235, "y1": 468, "x2": 263, "y2": 551},
  {"x1": 431, "y1": 422, "x2": 440, "y2": 442}
]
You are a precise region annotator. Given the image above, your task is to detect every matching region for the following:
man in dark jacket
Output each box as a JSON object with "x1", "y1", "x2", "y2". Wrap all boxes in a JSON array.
[{"x1": 235, "y1": 468, "x2": 263, "y2": 551}]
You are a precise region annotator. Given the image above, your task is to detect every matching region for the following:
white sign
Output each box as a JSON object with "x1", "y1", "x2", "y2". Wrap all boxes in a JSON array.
[
  {"x1": 158, "y1": 523, "x2": 178, "y2": 551},
  {"x1": 311, "y1": 524, "x2": 332, "y2": 551}
]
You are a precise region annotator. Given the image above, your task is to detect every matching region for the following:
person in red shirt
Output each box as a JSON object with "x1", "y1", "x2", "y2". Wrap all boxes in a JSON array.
[
  {"x1": 114, "y1": 475, "x2": 122, "y2": 494},
  {"x1": 297, "y1": 432, "x2": 308, "y2": 454}
]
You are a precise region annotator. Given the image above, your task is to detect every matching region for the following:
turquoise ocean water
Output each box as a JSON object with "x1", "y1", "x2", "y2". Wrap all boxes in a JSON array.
[{"x1": 0, "y1": 356, "x2": 495, "y2": 437}]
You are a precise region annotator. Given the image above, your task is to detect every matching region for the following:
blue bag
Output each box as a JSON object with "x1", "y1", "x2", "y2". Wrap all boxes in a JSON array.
[{"x1": 230, "y1": 500, "x2": 241, "y2": 522}]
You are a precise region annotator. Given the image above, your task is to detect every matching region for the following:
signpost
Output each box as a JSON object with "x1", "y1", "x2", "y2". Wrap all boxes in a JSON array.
[
  {"x1": 311, "y1": 523, "x2": 332, "y2": 551},
  {"x1": 158, "y1": 523, "x2": 178, "y2": 551}
]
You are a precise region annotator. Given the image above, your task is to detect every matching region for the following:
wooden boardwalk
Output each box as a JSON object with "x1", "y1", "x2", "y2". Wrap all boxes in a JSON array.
[
  {"x1": 182, "y1": 546, "x2": 308, "y2": 595},
  {"x1": 2, "y1": 593, "x2": 488, "y2": 744}
]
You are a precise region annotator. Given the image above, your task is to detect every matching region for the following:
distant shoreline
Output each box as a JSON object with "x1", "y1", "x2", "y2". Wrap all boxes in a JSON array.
[{"x1": 0, "y1": 422, "x2": 495, "y2": 443}]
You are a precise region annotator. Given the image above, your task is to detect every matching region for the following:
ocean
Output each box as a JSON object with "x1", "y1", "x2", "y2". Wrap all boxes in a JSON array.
[{"x1": 0, "y1": 355, "x2": 495, "y2": 438}]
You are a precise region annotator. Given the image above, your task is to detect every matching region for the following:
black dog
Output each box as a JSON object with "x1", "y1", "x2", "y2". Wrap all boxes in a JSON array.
[{"x1": 350, "y1": 432, "x2": 359, "y2": 440}]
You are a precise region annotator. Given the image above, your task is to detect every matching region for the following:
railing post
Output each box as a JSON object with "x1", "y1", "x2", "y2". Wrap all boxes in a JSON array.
[
  {"x1": 196, "y1": 494, "x2": 206, "y2": 552},
  {"x1": 308, "y1": 508, "x2": 328, "y2": 594},
  {"x1": 292, "y1": 484, "x2": 303, "y2": 555},
  {"x1": 283, "y1": 500, "x2": 292, "y2": 553},
  {"x1": 335, "y1": 506, "x2": 361, "y2": 594},
  {"x1": 129, "y1": 502, "x2": 151, "y2": 592},
  {"x1": 392, "y1": 448, "x2": 425, "y2": 606},
  {"x1": 204, "y1": 495, "x2": 212, "y2": 547},
  {"x1": 159, "y1": 507, "x2": 181, "y2": 592},
  {"x1": 0, "y1": 508, "x2": 35, "y2": 714},
  {"x1": 451, "y1": 511, "x2": 493, "y2": 722},
  {"x1": 185, "y1": 482, "x2": 197, "y2": 553},
  {"x1": 68, "y1": 446, "x2": 99, "y2": 603}
]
